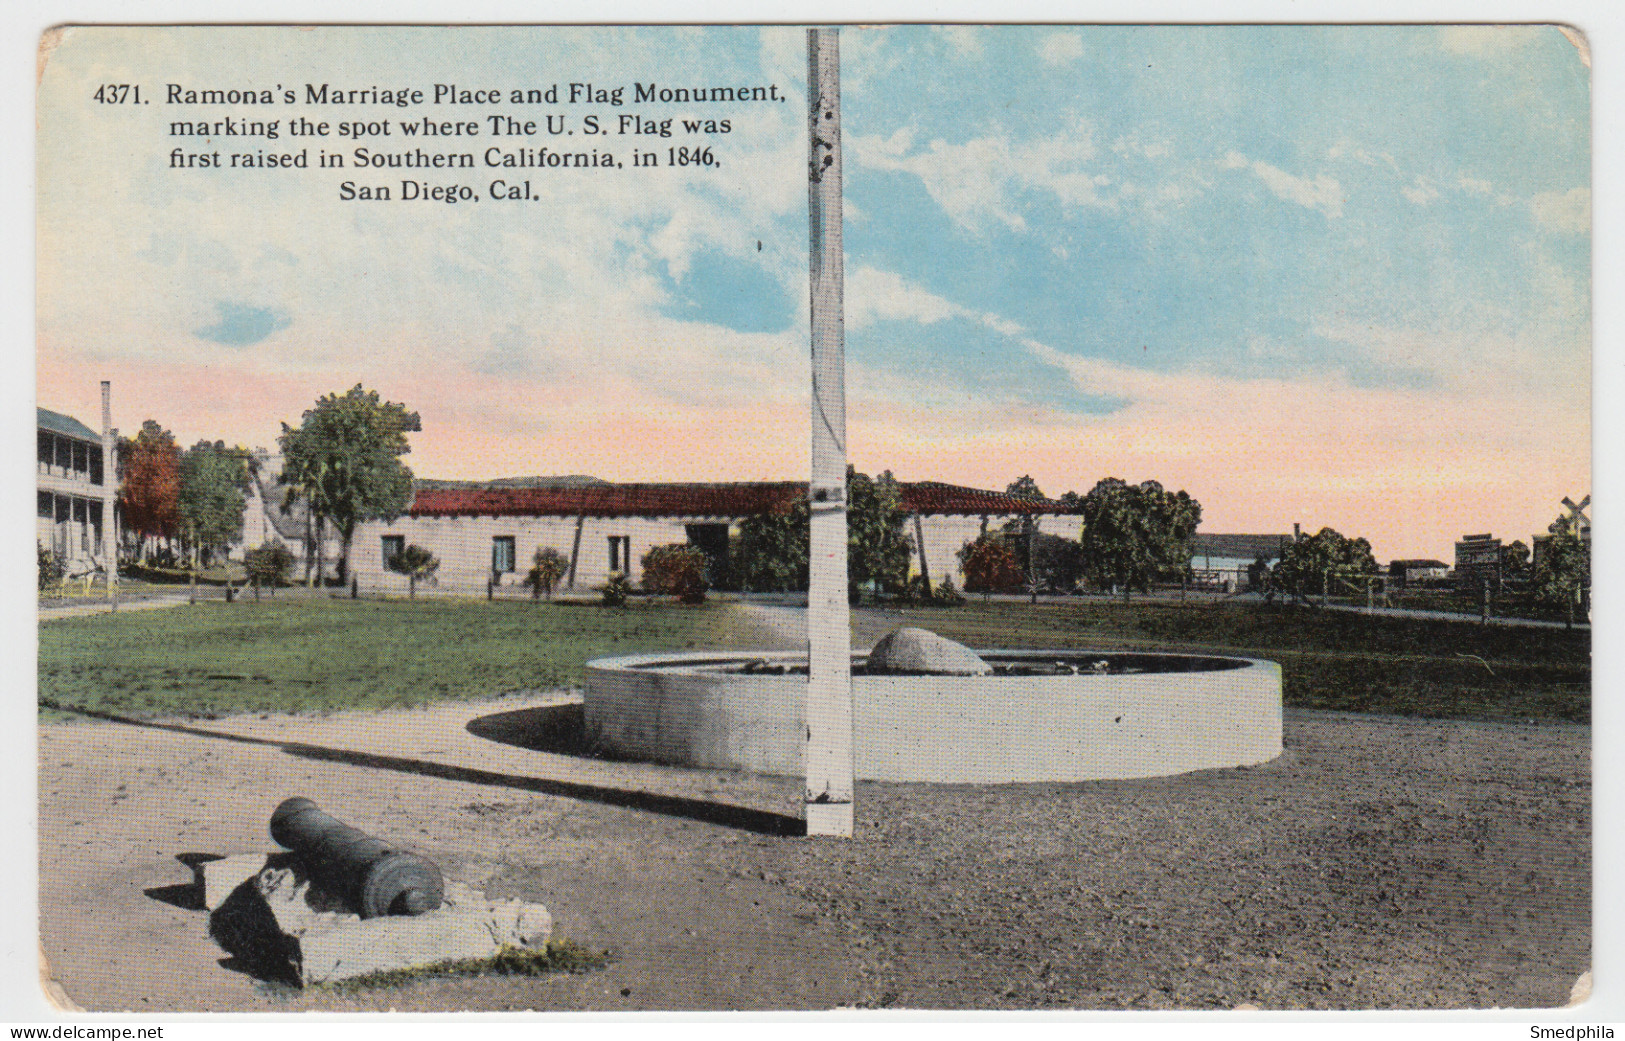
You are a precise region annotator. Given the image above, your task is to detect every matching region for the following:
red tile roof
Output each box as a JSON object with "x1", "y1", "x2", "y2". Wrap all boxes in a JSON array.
[
  {"x1": 409, "y1": 482, "x2": 805, "y2": 519},
  {"x1": 897, "y1": 481, "x2": 1068, "y2": 516},
  {"x1": 408, "y1": 480, "x2": 1074, "y2": 519}
]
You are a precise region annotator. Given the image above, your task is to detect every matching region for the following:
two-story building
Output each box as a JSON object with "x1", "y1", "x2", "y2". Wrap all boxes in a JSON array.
[{"x1": 36, "y1": 407, "x2": 109, "y2": 563}]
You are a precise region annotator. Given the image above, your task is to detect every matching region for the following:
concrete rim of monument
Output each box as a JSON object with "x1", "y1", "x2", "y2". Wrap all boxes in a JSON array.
[{"x1": 581, "y1": 645, "x2": 1284, "y2": 784}]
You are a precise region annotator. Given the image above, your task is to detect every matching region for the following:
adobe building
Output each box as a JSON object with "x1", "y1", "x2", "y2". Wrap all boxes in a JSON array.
[
  {"x1": 349, "y1": 477, "x2": 1078, "y2": 594},
  {"x1": 36, "y1": 407, "x2": 109, "y2": 561}
]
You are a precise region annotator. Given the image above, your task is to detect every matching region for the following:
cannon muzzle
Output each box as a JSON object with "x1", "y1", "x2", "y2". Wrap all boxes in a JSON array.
[{"x1": 270, "y1": 797, "x2": 444, "y2": 918}]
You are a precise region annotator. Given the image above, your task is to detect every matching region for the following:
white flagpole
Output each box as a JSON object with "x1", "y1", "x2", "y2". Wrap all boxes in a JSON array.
[{"x1": 805, "y1": 26, "x2": 854, "y2": 838}]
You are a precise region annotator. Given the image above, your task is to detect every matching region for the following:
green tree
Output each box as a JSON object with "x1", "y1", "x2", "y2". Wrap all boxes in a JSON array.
[
  {"x1": 117, "y1": 420, "x2": 183, "y2": 562},
  {"x1": 734, "y1": 497, "x2": 810, "y2": 592},
  {"x1": 388, "y1": 543, "x2": 440, "y2": 599},
  {"x1": 278, "y1": 385, "x2": 421, "y2": 582},
  {"x1": 996, "y1": 477, "x2": 1081, "y2": 592},
  {"x1": 999, "y1": 476, "x2": 1044, "y2": 588},
  {"x1": 847, "y1": 468, "x2": 912, "y2": 598},
  {"x1": 524, "y1": 546, "x2": 568, "y2": 600},
  {"x1": 1534, "y1": 513, "x2": 1589, "y2": 621},
  {"x1": 1501, "y1": 539, "x2": 1532, "y2": 581},
  {"x1": 1271, "y1": 527, "x2": 1379, "y2": 599},
  {"x1": 243, "y1": 541, "x2": 294, "y2": 592},
  {"x1": 1029, "y1": 533, "x2": 1085, "y2": 593},
  {"x1": 1078, "y1": 478, "x2": 1202, "y2": 598},
  {"x1": 1006, "y1": 475, "x2": 1043, "y2": 499},
  {"x1": 733, "y1": 468, "x2": 913, "y2": 597},
  {"x1": 179, "y1": 440, "x2": 250, "y2": 567}
]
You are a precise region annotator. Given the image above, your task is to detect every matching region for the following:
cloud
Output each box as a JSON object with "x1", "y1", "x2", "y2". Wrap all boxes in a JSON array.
[
  {"x1": 1326, "y1": 141, "x2": 1398, "y2": 171},
  {"x1": 1246, "y1": 159, "x2": 1344, "y2": 219},
  {"x1": 1530, "y1": 187, "x2": 1590, "y2": 234},
  {"x1": 194, "y1": 302, "x2": 291, "y2": 346},
  {"x1": 847, "y1": 265, "x2": 1028, "y2": 339},
  {"x1": 1401, "y1": 177, "x2": 1440, "y2": 206},
  {"x1": 852, "y1": 123, "x2": 1109, "y2": 232},
  {"x1": 1038, "y1": 32, "x2": 1083, "y2": 66},
  {"x1": 1222, "y1": 152, "x2": 1343, "y2": 218}
]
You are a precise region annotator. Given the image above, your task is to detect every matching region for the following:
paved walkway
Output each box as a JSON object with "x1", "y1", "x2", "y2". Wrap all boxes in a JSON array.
[
  {"x1": 37, "y1": 594, "x2": 195, "y2": 621},
  {"x1": 1320, "y1": 601, "x2": 1588, "y2": 631},
  {"x1": 736, "y1": 592, "x2": 1587, "y2": 633}
]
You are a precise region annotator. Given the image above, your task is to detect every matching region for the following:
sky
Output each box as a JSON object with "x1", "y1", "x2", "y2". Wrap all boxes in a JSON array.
[{"x1": 34, "y1": 24, "x2": 1591, "y2": 561}]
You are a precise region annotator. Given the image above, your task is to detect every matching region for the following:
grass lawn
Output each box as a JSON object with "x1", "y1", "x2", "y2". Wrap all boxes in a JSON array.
[
  {"x1": 877, "y1": 599, "x2": 1591, "y2": 723},
  {"x1": 38, "y1": 597, "x2": 1591, "y2": 725},
  {"x1": 38, "y1": 598, "x2": 750, "y2": 721}
]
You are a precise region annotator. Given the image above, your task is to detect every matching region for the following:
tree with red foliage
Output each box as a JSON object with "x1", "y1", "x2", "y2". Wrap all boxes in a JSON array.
[
  {"x1": 958, "y1": 535, "x2": 1023, "y2": 599},
  {"x1": 118, "y1": 419, "x2": 182, "y2": 562}
]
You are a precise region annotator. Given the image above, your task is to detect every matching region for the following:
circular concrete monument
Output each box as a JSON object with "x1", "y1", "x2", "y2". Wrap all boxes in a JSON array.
[{"x1": 583, "y1": 627, "x2": 1283, "y2": 784}]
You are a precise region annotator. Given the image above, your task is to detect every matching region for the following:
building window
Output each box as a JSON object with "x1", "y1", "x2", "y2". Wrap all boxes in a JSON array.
[
  {"x1": 381, "y1": 535, "x2": 405, "y2": 571},
  {"x1": 492, "y1": 536, "x2": 517, "y2": 574},
  {"x1": 608, "y1": 535, "x2": 631, "y2": 573}
]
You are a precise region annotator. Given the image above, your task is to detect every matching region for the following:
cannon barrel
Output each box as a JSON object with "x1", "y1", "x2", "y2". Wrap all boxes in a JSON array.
[{"x1": 269, "y1": 797, "x2": 444, "y2": 918}]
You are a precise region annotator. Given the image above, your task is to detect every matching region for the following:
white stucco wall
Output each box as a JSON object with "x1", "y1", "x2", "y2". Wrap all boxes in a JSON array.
[
  {"x1": 350, "y1": 508, "x2": 1081, "y2": 593},
  {"x1": 352, "y1": 513, "x2": 700, "y2": 590}
]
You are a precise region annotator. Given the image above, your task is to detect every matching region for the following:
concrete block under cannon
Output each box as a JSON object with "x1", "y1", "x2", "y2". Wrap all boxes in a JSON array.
[{"x1": 269, "y1": 797, "x2": 444, "y2": 918}]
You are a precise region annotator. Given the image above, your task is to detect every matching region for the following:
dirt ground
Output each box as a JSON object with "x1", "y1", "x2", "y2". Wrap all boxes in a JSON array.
[{"x1": 36, "y1": 689, "x2": 1589, "y2": 1012}]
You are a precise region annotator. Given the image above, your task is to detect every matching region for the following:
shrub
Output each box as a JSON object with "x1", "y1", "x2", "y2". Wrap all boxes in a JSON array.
[
  {"x1": 601, "y1": 571, "x2": 632, "y2": 607},
  {"x1": 640, "y1": 544, "x2": 709, "y2": 604},
  {"x1": 243, "y1": 541, "x2": 295, "y2": 589},
  {"x1": 524, "y1": 546, "x2": 568, "y2": 600},
  {"x1": 958, "y1": 536, "x2": 1022, "y2": 597},
  {"x1": 38, "y1": 545, "x2": 64, "y2": 591},
  {"x1": 899, "y1": 574, "x2": 963, "y2": 607}
]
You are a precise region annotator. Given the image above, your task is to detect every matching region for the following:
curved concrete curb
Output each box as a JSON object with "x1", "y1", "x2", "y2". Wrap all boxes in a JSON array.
[{"x1": 584, "y1": 650, "x2": 1283, "y2": 783}]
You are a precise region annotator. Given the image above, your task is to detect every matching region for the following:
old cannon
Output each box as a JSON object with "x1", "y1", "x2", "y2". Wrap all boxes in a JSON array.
[{"x1": 269, "y1": 797, "x2": 444, "y2": 918}]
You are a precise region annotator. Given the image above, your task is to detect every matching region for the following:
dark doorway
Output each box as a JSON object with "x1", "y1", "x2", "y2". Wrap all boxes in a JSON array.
[{"x1": 685, "y1": 523, "x2": 732, "y2": 590}]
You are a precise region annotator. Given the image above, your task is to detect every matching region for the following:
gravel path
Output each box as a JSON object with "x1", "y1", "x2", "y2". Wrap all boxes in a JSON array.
[{"x1": 37, "y1": 687, "x2": 1588, "y2": 1011}]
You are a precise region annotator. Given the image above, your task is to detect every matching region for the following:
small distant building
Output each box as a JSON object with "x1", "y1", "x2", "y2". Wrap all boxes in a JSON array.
[
  {"x1": 351, "y1": 477, "x2": 1078, "y2": 594},
  {"x1": 1453, "y1": 533, "x2": 1502, "y2": 587},
  {"x1": 1189, "y1": 533, "x2": 1292, "y2": 591},
  {"x1": 1387, "y1": 558, "x2": 1449, "y2": 587},
  {"x1": 36, "y1": 407, "x2": 109, "y2": 561}
]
